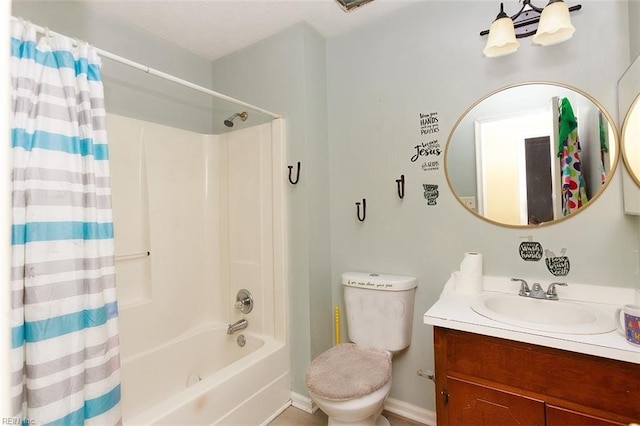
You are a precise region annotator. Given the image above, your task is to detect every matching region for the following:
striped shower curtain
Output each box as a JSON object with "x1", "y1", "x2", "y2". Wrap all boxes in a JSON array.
[{"x1": 10, "y1": 21, "x2": 121, "y2": 425}]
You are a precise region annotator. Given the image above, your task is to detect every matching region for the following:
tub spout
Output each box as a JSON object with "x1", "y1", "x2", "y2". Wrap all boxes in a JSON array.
[{"x1": 227, "y1": 319, "x2": 248, "y2": 335}]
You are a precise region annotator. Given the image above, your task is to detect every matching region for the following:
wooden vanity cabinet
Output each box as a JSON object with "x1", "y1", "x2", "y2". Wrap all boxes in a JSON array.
[{"x1": 434, "y1": 327, "x2": 640, "y2": 426}]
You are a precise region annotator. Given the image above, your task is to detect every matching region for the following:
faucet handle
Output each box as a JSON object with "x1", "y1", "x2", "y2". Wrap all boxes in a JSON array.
[
  {"x1": 546, "y1": 282, "x2": 567, "y2": 297},
  {"x1": 511, "y1": 278, "x2": 530, "y2": 296},
  {"x1": 235, "y1": 289, "x2": 254, "y2": 314}
]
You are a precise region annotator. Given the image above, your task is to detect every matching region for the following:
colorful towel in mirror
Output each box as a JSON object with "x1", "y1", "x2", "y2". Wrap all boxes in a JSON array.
[{"x1": 558, "y1": 97, "x2": 588, "y2": 216}]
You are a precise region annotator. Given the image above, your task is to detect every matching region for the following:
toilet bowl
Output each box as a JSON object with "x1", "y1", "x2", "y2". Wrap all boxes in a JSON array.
[
  {"x1": 305, "y1": 272, "x2": 417, "y2": 426},
  {"x1": 306, "y1": 343, "x2": 392, "y2": 426},
  {"x1": 309, "y1": 379, "x2": 392, "y2": 426}
]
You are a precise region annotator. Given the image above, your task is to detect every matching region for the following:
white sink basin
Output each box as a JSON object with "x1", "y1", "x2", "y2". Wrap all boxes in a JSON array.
[{"x1": 470, "y1": 293, "x2": 616, "y2": 335}]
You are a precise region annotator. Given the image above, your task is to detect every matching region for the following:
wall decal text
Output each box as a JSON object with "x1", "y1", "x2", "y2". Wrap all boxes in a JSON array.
[
  {"x1": 421, "y1": 160, "x2": 440, "y2": 172},
  {"x1": 420, "y1": 112, "x2": 439, "y2": 135},
  {"x1": 411, "y1": 140, "x2": 442, "y2": 163},
  {"x1": 545, "y1": 248, "x2": 570, "y2": 276},
  {"x1": 518, "y1": 236, "x2": 543, "y2": 262}
]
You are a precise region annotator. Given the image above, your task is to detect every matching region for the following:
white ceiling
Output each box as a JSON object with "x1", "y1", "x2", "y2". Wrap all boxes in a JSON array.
[{"x1": 85, "y1": 0, "x2": 424, "y2": 61}]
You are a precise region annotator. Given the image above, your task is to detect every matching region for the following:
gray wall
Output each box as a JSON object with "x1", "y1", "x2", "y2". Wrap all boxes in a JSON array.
[
  {"x1": 630, "y1": 0, "x2": 640, "y2": 60},
  {"x1": 211, "y1": 0, "x2": 640, "y2": 411},
  {"x1": 324, "y1": 0, "x2": 637, "y2": 410},
  {"x1": 12, "y1": 0, "x2": 215, "y2": 133}
]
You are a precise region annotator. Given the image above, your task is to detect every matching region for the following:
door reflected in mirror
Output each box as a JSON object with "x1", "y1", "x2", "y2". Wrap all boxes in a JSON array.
[{"x1": 446, "y1": 82, "x2": 618, "y2": 227}]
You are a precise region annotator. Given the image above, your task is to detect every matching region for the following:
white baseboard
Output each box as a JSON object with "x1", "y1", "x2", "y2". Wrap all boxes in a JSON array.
[
  {"x1": 384, "y1": 397, "x2": 436, "y2": 426},
  {"x1": 290, "y1": 391, "x2": 317, "y2": 414},
  {"x1": 261, "y1": 401, "x2": 292, "y2": 426}
]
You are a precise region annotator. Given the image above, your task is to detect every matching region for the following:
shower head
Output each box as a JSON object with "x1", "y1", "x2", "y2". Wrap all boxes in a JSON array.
[{"x1": 223, "y1": 111, "x2": 248, "y2": 127}]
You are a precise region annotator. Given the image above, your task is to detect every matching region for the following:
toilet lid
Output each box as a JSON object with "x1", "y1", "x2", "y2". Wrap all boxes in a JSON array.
[{"x1": 305, "y1": 343, "x2": 392, "y2": 401}]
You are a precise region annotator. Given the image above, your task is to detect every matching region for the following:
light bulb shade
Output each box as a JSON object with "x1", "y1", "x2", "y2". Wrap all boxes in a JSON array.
[
  {"x1": 532, "y1": 1, "x2": 575, "y2": 46},
  {"x1": 483, "y1": 16, "x2": 520, "y2": 58}
]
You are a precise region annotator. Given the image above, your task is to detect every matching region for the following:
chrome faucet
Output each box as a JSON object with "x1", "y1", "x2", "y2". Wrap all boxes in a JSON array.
[
  {"x1": 511, "y1": 278, "x2": 567, "y2": 300},
  {"x1": 227, "y1": 318, "x2": 248, "y2": 335},
  {"x1": 529, "y1": 283, "x2": 547, "y2": 299}
]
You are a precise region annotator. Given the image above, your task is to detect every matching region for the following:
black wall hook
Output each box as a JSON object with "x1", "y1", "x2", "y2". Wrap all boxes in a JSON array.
[
  {"x1": 356, "y1": 199, "x2": 366, "y2": 222},
  {"x1": 288, "y1": 161, "x2": 300, "y2": 185},
  {"x1": 396, "y1": 174, "x2": 405, "y2": 199}
]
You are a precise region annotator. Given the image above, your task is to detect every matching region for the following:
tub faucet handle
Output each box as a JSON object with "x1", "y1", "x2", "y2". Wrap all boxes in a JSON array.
[{"x1": 235, "y1": 289, "x2": 253, "y2": 314}]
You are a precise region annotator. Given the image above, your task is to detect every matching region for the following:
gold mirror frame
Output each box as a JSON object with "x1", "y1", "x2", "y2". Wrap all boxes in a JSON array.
[
  {"x1": 445, "y1": 81, "x2": 620, "y2": 228},
  {"x1": 622, "y1": 93, "x2": 640, "y2": 187}
]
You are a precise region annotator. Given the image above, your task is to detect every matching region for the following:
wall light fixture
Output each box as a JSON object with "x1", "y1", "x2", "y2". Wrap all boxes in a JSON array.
[
  {"x1": 480, "y1": 0, "x2": 582, "y2": 58},
  {"x1": 335, "y1": 0, "x2": 375, "y2": 12}
]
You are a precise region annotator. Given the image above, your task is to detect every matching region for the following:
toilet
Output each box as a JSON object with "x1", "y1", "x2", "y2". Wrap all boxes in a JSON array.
[{"x1": 305, "y1": 272, "x2": 417, "y2": 426}]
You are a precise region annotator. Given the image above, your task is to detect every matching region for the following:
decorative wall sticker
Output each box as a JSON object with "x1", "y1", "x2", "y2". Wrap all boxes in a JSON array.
[
  {"x1": 518, "y1": 236, "x2": 543, "y2": 262},
  {"x1": 412, "y1": 112, "x2": 442, "y2": 172},
  {"x1": 410, "y1": 140, "x2": 442, "y2": 163},
  {"x1": 419, "y1": 112, "x2": 439, "y2": 135},
  {"x1": 545, "y1": 248, "x2": 570, "y2": 276},
  {"x1": 423, "y1": 184, "x2": 439, "y2": 206},
  {"x1": 421, "y1": 160, "x2": 440, "y2": 172}
]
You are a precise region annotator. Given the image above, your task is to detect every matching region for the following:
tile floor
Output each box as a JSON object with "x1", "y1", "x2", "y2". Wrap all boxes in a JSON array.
[{"x1": 269, "y1": 406, "x2": 426, "y2": 426}]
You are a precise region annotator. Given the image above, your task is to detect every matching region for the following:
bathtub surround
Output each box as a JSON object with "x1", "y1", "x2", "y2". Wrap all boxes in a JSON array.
[
  {"x1": 10, "y1": 21, "x2": 121, "y2": 424},
  {"x1": 107, "y1": 114, "x2": 289, "y2": 422}
]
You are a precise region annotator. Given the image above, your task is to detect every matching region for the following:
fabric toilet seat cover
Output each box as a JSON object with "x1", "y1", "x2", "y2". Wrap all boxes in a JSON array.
[{"x1": 305, "y1": 343, "x2": 392, "y2": 401}]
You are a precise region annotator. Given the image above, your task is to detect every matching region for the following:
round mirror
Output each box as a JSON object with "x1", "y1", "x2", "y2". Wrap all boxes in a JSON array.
[
  {"x1": 622, "y1": 94, "x2": 640, "y2": 187},
  {"x1": 445, "y1": 82, "x2": 619, "y2": 227}
]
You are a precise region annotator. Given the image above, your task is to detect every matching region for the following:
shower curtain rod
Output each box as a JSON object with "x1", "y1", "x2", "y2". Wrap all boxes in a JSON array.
[{"x1": 11, "y1": 16, "x2": 281, "y2": 119}]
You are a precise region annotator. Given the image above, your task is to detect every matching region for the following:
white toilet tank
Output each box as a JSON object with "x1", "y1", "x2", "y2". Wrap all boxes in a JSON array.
[{"x1": 342, "y1": 272, "x2": 418, "y2": 353}]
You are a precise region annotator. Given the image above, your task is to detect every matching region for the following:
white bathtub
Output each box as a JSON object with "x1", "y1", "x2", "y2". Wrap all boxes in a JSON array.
[{"x1": 121, "y1": 323, "x2": 290, "y2": 425}]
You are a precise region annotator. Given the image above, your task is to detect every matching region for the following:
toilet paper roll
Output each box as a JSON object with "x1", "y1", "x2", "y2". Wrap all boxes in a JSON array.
[
  {"x1": 459, "y1": 252, "x2": 483, "y2": 278},
  {"x1": 453, "y1": 271, "x2": 483, "y2": 295}
]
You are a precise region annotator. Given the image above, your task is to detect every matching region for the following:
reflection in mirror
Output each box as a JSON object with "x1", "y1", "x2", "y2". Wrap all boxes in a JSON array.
[
  {"x1": 622, "y1": 94, "x2": 640, "y2": 187},
  {"x1": 446, "y1": 82, "x2": 618, "y2": 227}
]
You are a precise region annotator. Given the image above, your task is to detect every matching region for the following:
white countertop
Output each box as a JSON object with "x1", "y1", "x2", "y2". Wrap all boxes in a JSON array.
[{"x1": 423, "y1": 275, "x2": 640, "y2": 365}]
